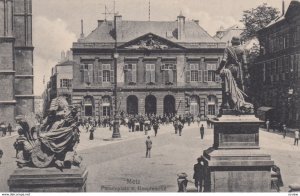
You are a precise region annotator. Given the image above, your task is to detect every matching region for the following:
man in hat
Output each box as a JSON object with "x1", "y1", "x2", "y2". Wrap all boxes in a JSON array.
[
  {"x1": 193, "y1": 157, "x2": 205, "y2": 192},
  {"x1": 216, "y1": 36, "x2": 253, "y2": 113},
  {"x1": 0, "y1": 149, "x2": 3, "y2": 165},
  {"x1": 145, "y1": 136, "x2": 152, "y2": 158}
]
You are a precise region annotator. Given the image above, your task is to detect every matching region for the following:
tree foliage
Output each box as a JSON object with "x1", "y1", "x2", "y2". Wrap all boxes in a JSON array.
[{"x1": 240, "y1": 3, "x2": 280, "y2": 41}]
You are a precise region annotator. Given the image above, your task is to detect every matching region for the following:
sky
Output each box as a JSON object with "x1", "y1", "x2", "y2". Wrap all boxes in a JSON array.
[{"x1": 32, "y1": 0, "x2": 291, "y2": 96}]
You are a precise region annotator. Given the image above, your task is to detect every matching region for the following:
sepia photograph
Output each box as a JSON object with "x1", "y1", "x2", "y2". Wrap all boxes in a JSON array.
[{"x1": 0, "y1": 0, "x2": 299, "y2": 193}]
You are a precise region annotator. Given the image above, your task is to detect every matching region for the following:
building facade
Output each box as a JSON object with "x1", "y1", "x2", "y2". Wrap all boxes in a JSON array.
[
  {"x1": 252, "y1": 0, "x2": 300, "y2": 126},
  {"x1": 0, "y1": 0, "x2": 34, "y2": 124},
  {"x1": 43, "y1": 53, "x2": 75, "y2": 112},
  {"x1": 72, "y1": 15, "x2": 226, "y2": 119}
]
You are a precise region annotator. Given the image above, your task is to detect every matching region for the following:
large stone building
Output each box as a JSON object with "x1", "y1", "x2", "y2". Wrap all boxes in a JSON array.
[
  {"x1": 0, "y1": 0, "x2": 34, "y2": 124},
  {"x1": 71, "y1": 14, "x2": 226, "y2": 119},
  {"x1": 252, "y1": 0, "x2": 300, "y2": 126}
]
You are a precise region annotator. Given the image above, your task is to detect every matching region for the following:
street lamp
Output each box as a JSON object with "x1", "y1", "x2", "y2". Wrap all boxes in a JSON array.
[{"x1": 112, "y1": 49, "x2": 121, "y2": 138}]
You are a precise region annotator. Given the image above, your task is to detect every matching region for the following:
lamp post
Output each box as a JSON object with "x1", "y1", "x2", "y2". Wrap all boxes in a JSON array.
[{"x1": 112, "y1": 41, "x2": 121, "y2": 138}]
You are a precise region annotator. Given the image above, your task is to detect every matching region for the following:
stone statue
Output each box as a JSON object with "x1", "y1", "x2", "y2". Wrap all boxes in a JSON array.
[
  {"x1": 14, "y1": 96, "x2": 82, "y2": 169},
  {"x1": 216, "y1": 36, "x2": 253, "y2": 114}
]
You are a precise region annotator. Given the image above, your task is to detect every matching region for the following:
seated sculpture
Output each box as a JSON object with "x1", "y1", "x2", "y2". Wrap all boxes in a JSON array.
[
  {"x1": 14, "y1": 96, "x2": 82, "y2": 169},
  {"x1": 216, "y1": 36, "x2": 253, "y2": 114}
]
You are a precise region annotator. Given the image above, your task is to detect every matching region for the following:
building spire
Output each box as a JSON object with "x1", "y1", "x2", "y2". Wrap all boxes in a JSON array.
[
  {"x1": 80, "y1": 19, "x2": 84, "y2": 39},
  {"x1": 148, "y1": 0, "x2": 151, "y2": 21}
]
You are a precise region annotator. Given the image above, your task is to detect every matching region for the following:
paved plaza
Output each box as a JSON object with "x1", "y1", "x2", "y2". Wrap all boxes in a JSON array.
[{"x1": 0, "y1": 123, "x2": 299, "y2": 192}]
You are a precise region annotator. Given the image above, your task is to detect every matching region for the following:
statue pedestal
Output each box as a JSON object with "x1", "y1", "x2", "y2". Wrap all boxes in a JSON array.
[
  {"x1": 7, "y1": 167, "x2": 88, "y2": 192},
  {"x1": 202, "y1": 114, "x2": 274, "y2": 192}
]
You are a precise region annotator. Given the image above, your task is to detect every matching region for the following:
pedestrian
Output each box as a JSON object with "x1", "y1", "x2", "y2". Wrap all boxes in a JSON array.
[
  {"x1": 294, "y1": 129, "x2": 299, "y2": 146},
  {"x1": 89, "y1": 126, "x2": 94, "y2": 140},
  {"x1": 178, "y1": 121, "x2": 184, "y2": 136},
  {"x1": 7, "y1": 123, "x2": 12, "y2": 136},
  {"x1": 174, "y1": 120, "x2": 179, "y2": 134},
  {"x1": 153, "y1": 122, "x2": 159, "y2": 137},
  {"x1": 200, "y1": 124, "x2": 205, "y2": 139},
  {"x1": 1, "y1": 123, "x2": 7, "y2": 137},
  {"x1": 197, "y1": 116, "x2": 201, "y2": 127},
  {"x1": 282, "y1": 124, "x2": 287, "y2": 139},
  {"x1": 0, "y1": 149, "x2": 3, "y2": 165},
  {"x1": 145, "y1": 136, "x2": 152, "y2": 158},
  {"x1": 193, "y1": 157, "x2": 205, "y2": 192},
  {"x1": 266, "y1": 119, "x2": 270, "y2": 132}
]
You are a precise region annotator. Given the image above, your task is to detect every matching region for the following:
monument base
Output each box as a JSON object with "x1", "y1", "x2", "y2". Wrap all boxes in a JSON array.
[
  {"x1": 201, "y1": 113, "x2": 274, "y2": 192},
  {"x1": 202, "y1": 148, "x2": 274, "y2": 192},
  {"x1": 8, "y1": 166, "x2": 88, "y2": 192}
]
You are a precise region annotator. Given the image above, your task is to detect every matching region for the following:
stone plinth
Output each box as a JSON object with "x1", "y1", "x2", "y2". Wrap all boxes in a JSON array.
[
  {"x1": 8, "y1": 167, "x2": 88, "y2": 192},
  {"x1": 201, "y1": 114, "x2": 274, "y2": 192}
]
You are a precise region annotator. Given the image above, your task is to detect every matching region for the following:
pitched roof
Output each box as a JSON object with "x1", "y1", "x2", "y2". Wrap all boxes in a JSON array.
[
  {"x1": 213, "y1": 25, "x2": 244, "y2": 42},
  {"x1": 80, "y1": 20, "x2": 216, "y2": 44}
]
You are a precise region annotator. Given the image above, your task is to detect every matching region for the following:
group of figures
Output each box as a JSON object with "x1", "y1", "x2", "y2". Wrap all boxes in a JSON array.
[{"x1": 13, "y1": 96, "x2": 82, "y2": 169}]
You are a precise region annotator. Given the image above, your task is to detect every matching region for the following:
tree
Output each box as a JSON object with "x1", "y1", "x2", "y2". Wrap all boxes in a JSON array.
[{"x1": 240, "y1": 3, "x2": 280, "y2": 41}]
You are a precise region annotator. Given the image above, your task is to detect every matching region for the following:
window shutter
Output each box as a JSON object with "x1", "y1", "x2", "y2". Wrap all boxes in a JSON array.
[
  {"x1": 168, "y1": 70, "x2": 174, "y2": 83},
  {"x1": 198, "y1": 70, "x2": 202, "y2": 82},
  {"x1": 84, "y1": 70, "x2": 88, "y2": 83},
  {"x1": 88, "y1": 64, "x2": 93, "y2": 83},
  {"x1": 146, "y1": 71, "x2": 150, "y2": 83},
  {"x1": 186, "y1": 64, "x2": 191, "y2": 83},
  {"x1": 110, "y1": 64, "x2": 114, "y2": 83},
  {"x1": 132, "y1": 64, "x2": 137, "y2": 83},
  {"x1": 151, "y1": 64, "x2": 155, "y2": 83},
  {"x1": 80, "y1": 64, "x2": 84, "y2": 83},
  {"x1": 165, "y1": 70, "x2": 169, "y2": 83},
  {"x1": 204, "y1": 70, "x2": 208, "y2": 82}
]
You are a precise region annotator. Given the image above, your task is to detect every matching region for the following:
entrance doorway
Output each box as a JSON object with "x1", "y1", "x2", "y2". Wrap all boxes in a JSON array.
[
  {"x1": 190, "y1": 96, "x2": 200, "y2": 117},
  {"x1": 127, "y1": 95, "x2": 138, "y2": 115},
  {"x1": 145, "y1": 95, "x2": 157, "y2": 115},
  {"x1": 164, "y1": 95, "x2": 175, "y2": 116}
]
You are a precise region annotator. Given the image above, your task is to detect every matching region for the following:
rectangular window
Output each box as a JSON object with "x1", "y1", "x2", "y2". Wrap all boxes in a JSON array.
[
  {"x1": 60, "y1": 79, "x2": 72, "y2": 88},
  {"x1": 125, "y1": 63, "x2": 137, "y2": 84},
  {"x1": 190, "y1": 64, "x2": 199, "y2": 82},
  {"x1": 80, "y1": 63, "x2": 93, "y2": 83},
  {"x1": 103, "y1": 70, "x2": 110, "y2": 82},
  {"x1": 103, "y1": 106, "x2": 110, "y2": 117},
  {"x1": 102, "y1": 64, "x2": 111, "y2": 82},
  {"x1": 208, "y1": 105, "x2": 215, "y2": 115},
  {"x1": 207, "y1": 63, "x2": 217, "y2": 82},
  {"x1": 146, "y1": 64, "x2": 155, "y2": 84}
]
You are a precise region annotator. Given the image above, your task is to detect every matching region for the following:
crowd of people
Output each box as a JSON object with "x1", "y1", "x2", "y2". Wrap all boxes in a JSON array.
[{"x1": 77, "y1": 112, "x2": 206, "y2": 138}]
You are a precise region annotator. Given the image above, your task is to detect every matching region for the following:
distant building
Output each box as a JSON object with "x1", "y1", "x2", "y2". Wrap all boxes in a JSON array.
[
  {"x1": 71, "y1": 14, "x2": 226, "y2": 119},
  {"x1": 0, "y1": 0, "x2": 34, "y2": 124},
  {"x1": 213, "y1": 25, "x2": 244, "y2": 46},
  {"x1": 44, "y1": 51, "x2": 75, "y2": 112},
  {"x1": 252, "y1": 0, "x2": 300, "y2": 127}
]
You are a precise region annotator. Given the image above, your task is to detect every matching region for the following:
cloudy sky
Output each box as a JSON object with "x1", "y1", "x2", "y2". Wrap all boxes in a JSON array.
[{"x1": 32, "y1": 0, "x2": 290, "y2": 95}]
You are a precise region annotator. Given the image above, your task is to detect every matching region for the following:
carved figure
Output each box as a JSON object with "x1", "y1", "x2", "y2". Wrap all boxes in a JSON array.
[
  {"x1": 14, "y1": 96, "x2": 81, "y2": 169},
  {"x1": 216, "y1": 36, "x2": 253, "y2": 114}
]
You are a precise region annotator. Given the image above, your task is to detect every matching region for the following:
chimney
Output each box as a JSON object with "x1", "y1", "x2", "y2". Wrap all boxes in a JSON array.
[
  {"x1": 177, "y1": 12, "x2": 185, "y2": 40},
  {"x1": 98, "y1": 20, "x2": 104, "y2": 27},
  {"x1": 114, "y1": 14, "x2": 122, "y2": 41},
  {"x1": 282, "y1": 0, "x2": 285, "y2": 16},
  {"x1": 80, "y1": 19, "x2": 84, "y2": 39},
  {"x1": 193, "y1": 20, "x2": 199, "y2": 25}
]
